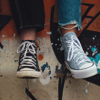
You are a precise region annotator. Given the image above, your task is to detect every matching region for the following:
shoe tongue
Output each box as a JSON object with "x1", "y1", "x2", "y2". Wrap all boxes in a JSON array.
[
  {"x1": 26, "y1": 52, "x2": 33, "y2": 56},
  {"x1": 63, "y1": 32, "x2": 82, "y2": 56},
  {"x1": 21, "y1": 40, "x2": 36, "y2": 49},
  {"x1": 63, "y1": 32, "x2": 78, "y2": 49},
  {"x1": 63, "y1": 32, "x2": 77, "y2": 40}
]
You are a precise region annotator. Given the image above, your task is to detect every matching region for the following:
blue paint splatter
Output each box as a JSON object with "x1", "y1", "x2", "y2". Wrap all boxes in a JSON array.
[
  {"x1": 51, "y1": 93, "x2": 53, "y2": 95},
  {"x1": 50, "y1": 77, "x2": 52, "y2": 80},
  {"x1": 88, "y1": 53, "x2": 100, "y2": 73},
  {"x1": 48, "y1": 71, "x2": 51, "y2": 75},
  {"x1": 48, "y1": 19, "x2": 50, "y2": 21},
  {"x1": 88, "y1": 46, "x2": 100, "y2": 73},
  {"x1": 41, "y1": 62, "x2": 50, "y2": 73},
  {"x1": 91, "y1": 47, "x2": 97, "y2": 52}
]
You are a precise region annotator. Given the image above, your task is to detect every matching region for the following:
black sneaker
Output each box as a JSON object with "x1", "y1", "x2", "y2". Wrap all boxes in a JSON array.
[{"x1": 16, "y1": 41, "x2": 41, "y2": 78}]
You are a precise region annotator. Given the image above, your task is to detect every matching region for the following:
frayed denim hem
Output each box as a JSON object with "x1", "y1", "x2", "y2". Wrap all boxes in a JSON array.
[{"x1": 58, "y1": 20, "x2": 82, "y2": 30}]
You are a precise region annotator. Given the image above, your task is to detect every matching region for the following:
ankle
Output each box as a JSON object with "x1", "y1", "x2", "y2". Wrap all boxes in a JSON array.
[
  {"x1": 61, "y1": 24, "x2": 78, "y2": 36},
  {"x1": 22, "y1": 40, "x2": 35, "y2": 43},
  {"x1": 20, "y1": 28, "x2": 36, "y2": 40}
]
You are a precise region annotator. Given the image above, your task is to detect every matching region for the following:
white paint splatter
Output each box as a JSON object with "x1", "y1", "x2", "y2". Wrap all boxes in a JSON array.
[
  {"x1": 85, "y1": 82, "x2": 89, "y2": 88},
  {"x1": 87, "y1": 82, "x2": 89, "y2": 86},
  {"x1": 3, "y1": 40, "x2": 9, "y2": 45},
  {"x1": 85, "y1": 52, "x2": 88, "y2": 55},
  {"x1": 86, "y1": 18, "x2": 89, "y2": 22},
  {"x1": 57, "y1": 38, "x2": 59, "y2": 41},
  {"x1": 85, "y1": 82, "x2": 89, "y2": 94},
  {"x1": 93, "y1": 37, "x2": 95, "y2": 40},
  {"x1": 40, "y1": 68, "x2": 52, "y2": 85},
  {"x1": 87, "y1": 48, "x2": 89, "y2": 50},
  {"x1": 51, "y1": 43, "x2": 53, "y2": 45},
  {"x1": 44, "y1": 23, "x2": 47, "y2": 25},
  {"x1": 85, "y1": 89, "x2": 88, "y2": 93},
  {"x1": 59, "y1": 37, "x2": 64, "y2": 51},
  {"x1": 2, "y1": 35, "x2": 6, "y2": 37},
  {"x1": 3, "y1": 47, "x2": 5, "y2": 50},
  {"x1": 13, "y1": 33, "x2": 16, "y2": 37},
  {"x1": 14, "y1": 42, "x2": 16, "y2": 45},
  {"x1": 38, "y1": 38, "x2": 41, "y2": 41},
  {"x1": 55, "y1": 44, "x2": 57, "y2": 46},
  {"x1": 47, "y1": 32, "x2": 52, "y2": 34},
  {"x1": 60, "y1": 46, "x2": 64, "y2": 51},
  {"x1": 60, "y1": 37, "x2": 63, "y2": 42},
  {"x1": 3, "y1": 40, "x2": 6, "y2": 44},
  {"x1": 92, "y1": 50, "x2": 98, "y2": 56},
  {"x1": 43, "y1": 37, "x2": 46, "y2": 41}
]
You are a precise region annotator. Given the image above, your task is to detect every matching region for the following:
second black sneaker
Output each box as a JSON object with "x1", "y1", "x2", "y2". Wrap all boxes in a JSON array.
[{"x1": 16, "y1": 41, "x2": 41, "y2": 78}]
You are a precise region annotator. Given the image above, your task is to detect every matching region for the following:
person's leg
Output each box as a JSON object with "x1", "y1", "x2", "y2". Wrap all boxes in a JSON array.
[
  {"x1": 9, "y1": 0, "x2": 45, "y2": 78},
  {"x1": 20, "y1": 28, "x2": 36, "y2": 40},
  {"x1": 57, "y1": 0, "x2": 97, "y2": 79}
]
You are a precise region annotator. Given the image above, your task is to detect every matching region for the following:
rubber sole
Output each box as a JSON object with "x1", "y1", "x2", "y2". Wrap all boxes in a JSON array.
[
  {"x1": 16, "y1": 68, "x2": 41, "y2": 78},
  {"x1": 65, "y1": 61, "x2": 97, "y2": 79}
]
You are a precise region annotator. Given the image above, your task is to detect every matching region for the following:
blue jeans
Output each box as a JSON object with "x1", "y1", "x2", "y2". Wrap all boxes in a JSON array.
[{"x1": 57, "y1": 0, "x2": 82, "y2": 30}]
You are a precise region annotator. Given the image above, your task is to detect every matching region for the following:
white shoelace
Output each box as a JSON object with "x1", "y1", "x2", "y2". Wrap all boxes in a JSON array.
[
  {"x1": 65, "y1": 36, "x2": 90, "y2": 66},
  {"x1": 17, "y1": 41, "x2": 36, "y2": 68}
]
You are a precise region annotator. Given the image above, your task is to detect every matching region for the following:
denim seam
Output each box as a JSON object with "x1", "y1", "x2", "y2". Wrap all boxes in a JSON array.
[
  {"x1": 14, "y1": 0, "x2": 23, "y2": 28},
  {"x1": 20, "y1": 25, "x2": 44, "y2": 27}
]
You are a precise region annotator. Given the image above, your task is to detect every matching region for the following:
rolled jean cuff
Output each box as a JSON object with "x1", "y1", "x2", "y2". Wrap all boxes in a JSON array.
[{"x1": 58, "y1": 20, "x2": 82, "y2": 30}]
